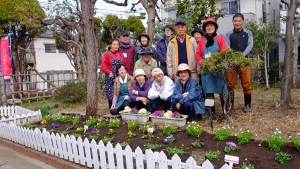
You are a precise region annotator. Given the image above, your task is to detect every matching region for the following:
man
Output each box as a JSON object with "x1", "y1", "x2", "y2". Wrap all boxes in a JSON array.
[
  {"x1": 156, "y1": 25, "x2": 174, "y2": 76},
  {"x1": 148, "y1": 68, "x2": 175, "y2": 112},
  {"x1": 172, "y1": 64, "x2": 205, "y2": 121},
  {"x1": 225, "y1": 13, "x2": 253, "y2": 112},
  {"x1": 134, "y1": 33, "x2": 158, "y2": 63},
  {"x1": 166, "y1": 20, "x2": 199, "y2": 82},
  {"x1": 134, "y1": 48, "x2": 158, "y2": 79},
  {"x1": 129, "y1": 69, "x2": 152, "y2": 110},
  {"x1": 119, "y1": 30, "x2": 136, "y2": 76}
]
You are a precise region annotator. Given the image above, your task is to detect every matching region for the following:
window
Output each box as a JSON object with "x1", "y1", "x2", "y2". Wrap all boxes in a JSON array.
[
  {"x1": 221, "y1": 0, "x2": 240, "y2": 15},
  {"x1": 45, "y1": 44, "x2": 56, "y2": 53},
  {"x1": 58, "y1": 49, "x2": 66, "y2": 53}
]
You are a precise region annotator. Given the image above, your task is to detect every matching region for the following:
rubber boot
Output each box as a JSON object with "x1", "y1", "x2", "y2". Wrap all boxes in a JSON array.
[{"x1": 244, "y1": 94, "x2": 251, "y2": 112}]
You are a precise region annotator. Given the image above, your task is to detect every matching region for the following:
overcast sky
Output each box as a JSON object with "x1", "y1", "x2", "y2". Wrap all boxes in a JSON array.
[{"x1": 38, "y1": 0, "x2": 148, "y2": 25}]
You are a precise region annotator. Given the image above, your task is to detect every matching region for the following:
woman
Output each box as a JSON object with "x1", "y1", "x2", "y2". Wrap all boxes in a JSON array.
[
  {"x1": 129, "y1": 69, "x2": 152, "y2": 110},
  {"x1": 110, "y1": 64, "x2": 134, "y2": 115},
  {"x1": 100, "y1": 38, "x2": 127, "y2": 109},
  {"x1": 195, "y1": 18, "x2": 228, "y2": 116},
  {"x1": 191, "y1": 28, "x2": 204, "y2": 44},
  {"x1": 134, "y1": 33, "x2": 158, "y2": 63}
]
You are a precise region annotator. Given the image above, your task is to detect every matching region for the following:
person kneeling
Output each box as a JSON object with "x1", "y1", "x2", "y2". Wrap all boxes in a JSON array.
[
  {"x1": 110, "y1": 64, "x2": 134, "y2": 115},
  {"x1": 171, "y1": 64, "x2": 205, "y2": 121},
  {"x1": 148, "y1": 68, "x2": 175, "y2": 112},
  {"x1": 129, "y1": 69, "x2": 152, "y2": 110}
]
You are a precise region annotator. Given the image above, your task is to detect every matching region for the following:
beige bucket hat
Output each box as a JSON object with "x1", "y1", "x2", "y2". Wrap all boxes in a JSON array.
[{"x1": 176, "y1": 63, "x2": 191, "y2": 76}]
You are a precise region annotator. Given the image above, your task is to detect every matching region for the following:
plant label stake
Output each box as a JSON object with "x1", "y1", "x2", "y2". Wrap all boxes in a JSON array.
[
  {"x1": 224, "y1": 155, "x2": 239, "y2": 168},
  {"x1": 205, "y1": 99, "x2": 215, "y2": 130}
]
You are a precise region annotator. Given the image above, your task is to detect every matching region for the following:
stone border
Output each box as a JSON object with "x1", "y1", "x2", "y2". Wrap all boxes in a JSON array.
[{"x1": 0, "y1": 138, "x2": 87, "y2": 169}]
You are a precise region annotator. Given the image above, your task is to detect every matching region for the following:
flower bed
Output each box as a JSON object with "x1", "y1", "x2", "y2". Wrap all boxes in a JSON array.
[{"x1": 21, "y1": 115, "x2": 300, "y2": 169}]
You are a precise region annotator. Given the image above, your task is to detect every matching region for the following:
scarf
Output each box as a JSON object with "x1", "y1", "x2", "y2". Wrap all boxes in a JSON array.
[
  {"x1": 120, "y1": 39, "x2": 131, "y2": 49},
  {"x1": 119, "y1": 74, "x2": 128, "y2": 84},
  {"x1": 205, "y1": 32, "x2": 217, "y2": 47}
]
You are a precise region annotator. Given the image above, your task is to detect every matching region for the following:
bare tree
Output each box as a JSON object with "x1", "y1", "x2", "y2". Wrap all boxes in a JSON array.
[
  {"x1": 103, "y1": 0, "x2": 162, "y2": 44},
  {"x1": 278, "y1": 0, "x2": 300, "y2": 107}
]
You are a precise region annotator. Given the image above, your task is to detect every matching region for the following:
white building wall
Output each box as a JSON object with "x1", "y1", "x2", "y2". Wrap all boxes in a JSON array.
[{"x1": 34, "y1": 38, "x2": 75, "y2": 72}]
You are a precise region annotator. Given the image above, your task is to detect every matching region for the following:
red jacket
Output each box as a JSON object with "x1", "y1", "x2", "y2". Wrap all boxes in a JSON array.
[
  {"x1": 195, "y1": 35, "x2": 227, "y2": 65},
  {"x1": 100, "y1": 50, "x2": 127, "y2": 75}
]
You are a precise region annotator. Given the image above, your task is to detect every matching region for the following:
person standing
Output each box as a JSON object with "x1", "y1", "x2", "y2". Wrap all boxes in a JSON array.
[
  {"x1": 100, "y1": 38, "x2": 127, "y2": 109},
  {"x1": 134, "y1": 33, "x2": 158, "y2": 63},
  {"x1": 196, "y1": 18, "x2": 228, "y2": 116},
  {"x1": 156, "y1": 25, "x2": 174, "y2": 76},
  {"x1": 225, "y1": 13, "x2": 253, "y2": 112},
  {"x1": 166, "y1": 20, "x2": 199, "y2": 82},
  {"x1": 119, "y1": 30, "x2": 136, "y2": 76},
  {"x1": 191, "y1": 28, "x2": 204, "y2": 44}
]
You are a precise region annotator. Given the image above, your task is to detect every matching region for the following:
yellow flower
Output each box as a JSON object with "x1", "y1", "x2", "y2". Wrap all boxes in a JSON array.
[
  {"x1": 245, "y1": 158, "x2": 248, "y2": 161},
  {"x1": 182, "y1": 144, "x2": 184, "y2": 147},
  {"x1": 108, "y1": 128, "x2": 113, "y2": 132},
  {"x1": 128, "y1": 131, "x2": 132, "y2": 136},
  {"x1": 41, "y1": 119, "x2": 47, "y2": 125},
  {"x1": 217, "y1": 150, "x2": 220, "y2": 152}
]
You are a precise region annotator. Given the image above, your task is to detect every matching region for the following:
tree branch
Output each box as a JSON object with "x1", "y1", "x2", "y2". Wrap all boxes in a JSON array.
[
  {"x1": 156, "y1": 9, "x2": 161, "y2": 22},
  {"x1": 60, "y1": 36, "x2": 83, "y2": 54},
  {"x1": 103, "y1": 0, "x2": 128, "y2": 6},
  {"x1": 55, "y1": 16, "x2": 84, "y2": 35},
  {"x1": 131, "y1": 0, "x2": 141, "y2": 12}
]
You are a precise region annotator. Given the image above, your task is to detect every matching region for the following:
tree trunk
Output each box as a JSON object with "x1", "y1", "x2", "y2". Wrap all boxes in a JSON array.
[
  {"x1": 141, "y1": 1, "x2": 157, "y2": 45},
  {"x1": 263, "y1": 51, "x2": 269, "y2": 89},
  {"x1": 279, "y1": 0, "x2": 297, "y2": 107},
  {"x1": 81, "y1": 0, "x2": 98, "y2": 117},
  {"x1": 292, "y1": 18, "x2": 300, "y2": 88}
]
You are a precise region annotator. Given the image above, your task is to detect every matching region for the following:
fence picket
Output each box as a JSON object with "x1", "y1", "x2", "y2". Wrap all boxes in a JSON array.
[
  {"x1": 71, "y1": 136, "x2": 79, "y2": 163},
  {"x1": 158, "y1": 152, "x2": 168, "y2": 169},
  {"x1": 61, "y1": 134, "x2": 69, "y2": 160},
  {"x1": 106, "y1": 142, "x2": 115, "y2": 169},
  {"x1": 98, "y1": 141, "x2": 107, "y2": 169},
  {"x1": 83, "y1": 138, "x2": 92, "y2": 168},
  {"x1": 124, "y1": 145, "x2": 134, "y2": 169},
  {"x1": 115, "y1": 143, "x2": 124, "y2": 169},
  {"x1": 171, "y1": 154, "x2": 181, "y2": 169},
  {"x1": 145, "y1": 149, "x2": 156, "y2": 169},
  {"x1": 220, "y1": 163, "x2": 231, "y2": 169},
  {"x1": 45, "y1": 132, "x2": 52, "y2": 154},
  {"x1": 56, "y1": 133, "x2": 63, "y2": 158},
  {"x1": 77, "y1": 137, "x2": 86, "y2": 165},
  {"x1": 90, "y1": 139, "x2": 100, "y2": 169},
  {"x1": 65, "y1": 135, "x2": 73, "y2": 161},
  {"x1": 202, "y1": 159, "x2": 214, "y2": 169},
  {"x1": 135, "y1": 147, "x2": 144, "y2": 169}
]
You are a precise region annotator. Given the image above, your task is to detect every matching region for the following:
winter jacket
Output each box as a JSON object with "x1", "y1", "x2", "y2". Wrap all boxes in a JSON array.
[
  {"x1": 156, "y1": 36, "x2": 172, "y2": 74},
  {"x1": 172, "y1": 77, "x2": 205, "y2": 115},
  {"x1": 119, "y1": 45, "x2": 136, "y2": 76},
  {"x1": 224, "y1": 28, "x2": 253, "y2": 57},
  {"x1": 134, "y1": 58, "x2": 158, "y2": 80},
  {"x1": 148, "y1": 76, "x2": 175, "y2": 101},
  {"x1": 113, "y1": 74, "x2": 134, "y2": 102},
  {"x1": 166, "y1": 35, "x2": 199, "y2": 82},
  {"x1": 129, "y1": 79, "x2": 152, "y2": 101},
  {"x1": 134, "y1": 45, "x2": 158, "y2": 65},
  {"x1": 100, "y1": 50, "x2": 127, "y2": 75}
]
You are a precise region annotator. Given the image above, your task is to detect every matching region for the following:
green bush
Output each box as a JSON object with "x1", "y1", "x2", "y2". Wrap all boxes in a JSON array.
[{"x1": 54, "y1": 81, "x2": 87, "y2": 104}]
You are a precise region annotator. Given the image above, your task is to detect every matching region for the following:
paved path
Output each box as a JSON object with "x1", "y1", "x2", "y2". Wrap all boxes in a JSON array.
[{"x1": 0, "y1": 144, "x2": 56, "y2": 169}]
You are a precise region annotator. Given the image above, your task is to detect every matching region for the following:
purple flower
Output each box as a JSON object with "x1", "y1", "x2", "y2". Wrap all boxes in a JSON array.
[
  {"x1": 163, "y1": 139, "x2": 168, "y2": 143},
  {"x1": 153, "y1": 110, "x2": 163, "y2": 117},
  {"x1": 90, "y1": 127, "x2": 97, "y2": 133},
  {"x1": 166, "y1": 135, "x2": 173, "y2": 139},
  {"x1": 198, "y1": 139, "x2": 203, "y2": 143},
  {"x1": 51, "y1": 123, "x2": 58, "y2": 128},
  {"x1": 172, "y1": 111, "x2": 180, "y2": 116},
  {"x1": 131, "y1": 108, "x2": 138, "y2": 113},
  {"x1": 226, "y1": 142, "x2": 237, "y2": 147}
]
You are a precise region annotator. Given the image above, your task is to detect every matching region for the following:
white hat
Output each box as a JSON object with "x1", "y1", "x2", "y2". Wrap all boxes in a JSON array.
[
  {"x1": 134, "y1": 69, "x2": 146, "y2": 78},
  {"x1": 176, "y1": 63, "x2": 191, "y2": 76}
]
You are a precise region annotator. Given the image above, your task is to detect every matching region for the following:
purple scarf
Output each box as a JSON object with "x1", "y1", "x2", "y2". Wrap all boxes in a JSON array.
[{"x1": 120, "y1": 39, "x2": 132, "y2": 49}]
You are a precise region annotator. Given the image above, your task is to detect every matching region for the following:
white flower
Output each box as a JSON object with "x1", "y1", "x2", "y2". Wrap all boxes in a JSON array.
[
  {"x1": 138, "y1": 108, "x2": 148, "y2": 114},
  {"x1": 289, "y1": 136, "x2": 292, "y2": 139},
  {"x1": 277, "y1": 131, "x2": 281, "y2": 134},
  {"x1": 297, "y1": 133, "x2": 300, "y2": 136},
  {"x1": 247, "y1": 130, "x2": 249, "y2": 132},
  {"x1": 84, "y1": 125, "x2": 88, "y2": 133},
  {"x1": 164, "y1": 110, "x2": 172, "y2": 118},
  {"x1": 235, "y1": 134, "x2": 237, "y2": 136},
  {"x1": 147, "y1": 128, "x2": 154, "y2": 133},
  {"x1": 255, "y1": 134, "x2": 258, "y2": 136},
  {"x1": 276, "y1": 128, "x2": 279, "y2": 131},
  {"x1": 258, "y1": 144, "x2": 261, "y2": 147}
]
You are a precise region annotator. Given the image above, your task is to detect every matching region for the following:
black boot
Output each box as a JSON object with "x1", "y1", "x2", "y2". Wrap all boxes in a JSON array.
[
  {"x1": 229, "y1": 92, "x2": 234, "y2": 109},
  {"x1": 244, "y1": 94, "x2": 251, "y2": 112}
]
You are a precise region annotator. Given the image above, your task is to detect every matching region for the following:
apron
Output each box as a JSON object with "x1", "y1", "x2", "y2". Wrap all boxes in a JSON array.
[
  {"x1": 105, "y1": 52, "x2": 123, "y2": 101},
  {"x1": 115, "y1": 82, "x2": 131, "y2": 109},
  {"x1": 201, "y1": 39, "x2": 228, "y2": 95}
]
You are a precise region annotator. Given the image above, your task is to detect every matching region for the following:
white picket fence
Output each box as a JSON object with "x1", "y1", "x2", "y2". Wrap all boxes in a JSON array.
[
  {"x1": 0, "y1": 122, "x2": 233, "y2": 169},
  {"x1": 0, "y1": 106, "x2": 42, "y2": 125}
]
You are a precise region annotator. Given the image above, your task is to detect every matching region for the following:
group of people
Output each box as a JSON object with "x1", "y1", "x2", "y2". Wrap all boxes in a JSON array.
[{"x1": 100, "y1": 13, "x2": 253, "y2": 121}]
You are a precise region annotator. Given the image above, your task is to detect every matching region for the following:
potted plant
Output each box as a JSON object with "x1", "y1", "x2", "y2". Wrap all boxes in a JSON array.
[
  {"x1": 119, "y1": 106, "x2": 150, "y2": 123},
  {"x1": 149, "y1": 110, "x2": 188, "y2": 127}
]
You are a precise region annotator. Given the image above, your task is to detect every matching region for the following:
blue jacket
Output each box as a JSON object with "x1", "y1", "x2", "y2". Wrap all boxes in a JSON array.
[
  {"x1": 172, "y1": 77, "x2": 205, "y2": 115},
  {"x1": 156, "y1": 36, "x2": 170, "y2": 73}
]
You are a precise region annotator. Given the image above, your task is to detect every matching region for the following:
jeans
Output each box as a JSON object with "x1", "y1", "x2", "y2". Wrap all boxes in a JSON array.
[
  {"x1": 171, "y1": 100, "x2": 196, "y2": 121},
  {"x1": 149, "y1": 96, "x2": 172, "y2": 112},
  {"x1": 110, "y1": 100, "x2": 131, "y2": 115}
]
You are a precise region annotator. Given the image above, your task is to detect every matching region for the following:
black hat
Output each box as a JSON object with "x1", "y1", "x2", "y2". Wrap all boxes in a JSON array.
[
  {"x1": 191, "y1": 28, "x2": 204, "y2": 36},
  {"x1": 138, "y1": 33, "x2": 150, "y2": 43},
  {"x1": 121, "y1": 30, "x2": 130, "y2": 36},
  {"x1": 175, "y1": 20, "x2": 186, "y2": 26}
]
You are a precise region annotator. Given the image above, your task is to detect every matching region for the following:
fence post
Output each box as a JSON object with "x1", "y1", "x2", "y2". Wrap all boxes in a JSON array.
[{"x1": 0, "y1": 74, "x2": 7, "y2": 106}]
